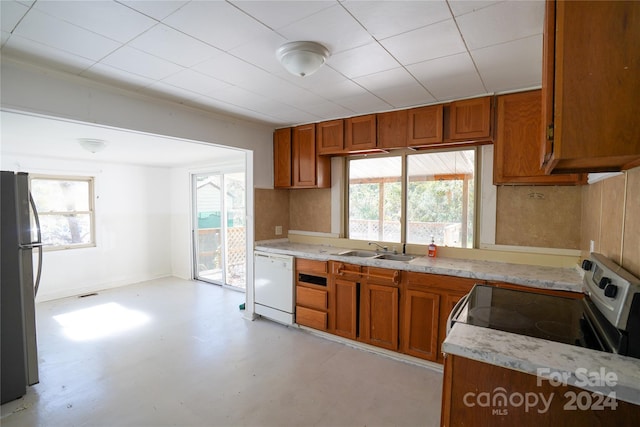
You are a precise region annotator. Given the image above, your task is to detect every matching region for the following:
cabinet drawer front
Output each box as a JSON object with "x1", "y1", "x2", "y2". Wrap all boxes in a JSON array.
[
  {"x1": 296, "y1": 306, "x2": 327, "y2": 330},
  {"x1": 296, "y1": 258, "x2": 327, "y2": 275},
  {"x1": 296, "y1": 286, "x2": 327, "y2": 310}
]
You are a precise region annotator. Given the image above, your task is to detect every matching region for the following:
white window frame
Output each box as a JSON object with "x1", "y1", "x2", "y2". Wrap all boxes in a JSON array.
[{"x1": 30, "y1": 175, "x2": 96, "y2": 251}]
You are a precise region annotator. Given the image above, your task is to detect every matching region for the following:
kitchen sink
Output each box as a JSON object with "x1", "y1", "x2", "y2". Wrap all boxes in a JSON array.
[
  {"x1": 337, "y1": 250, "x2": 379, "y2": 257},
  {"x1": 375, "y1": 254, "x2": 416, "y2": 262}
]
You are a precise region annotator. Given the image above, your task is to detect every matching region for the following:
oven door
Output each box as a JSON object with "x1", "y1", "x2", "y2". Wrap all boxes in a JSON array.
[{"x1": 446, "y1": 292, "x2": 469, "y2": 336}]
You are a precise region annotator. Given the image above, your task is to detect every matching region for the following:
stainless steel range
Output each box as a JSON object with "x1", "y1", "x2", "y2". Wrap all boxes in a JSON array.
[{"x1": 449, "y1": 253, "x2": 640, "y2": 359}]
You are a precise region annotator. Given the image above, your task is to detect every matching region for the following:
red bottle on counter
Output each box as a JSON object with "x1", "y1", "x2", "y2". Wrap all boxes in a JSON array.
[{"x1": 428, "y1": 238, "x2": 437, "y2": 258}]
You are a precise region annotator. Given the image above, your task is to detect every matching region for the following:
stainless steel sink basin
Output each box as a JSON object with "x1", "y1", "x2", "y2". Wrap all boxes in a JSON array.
[
  {"x1": 375, "y1": 254, "x2": 415, "y2": 262},
  {"x1": 337, "y1": 250, "x2": 379, "y2": 257}
]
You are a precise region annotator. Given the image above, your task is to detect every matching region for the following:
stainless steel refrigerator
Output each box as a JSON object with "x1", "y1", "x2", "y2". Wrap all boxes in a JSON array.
[{"x1": 1, "y1": 171, "x2": 43, "y2": 404}]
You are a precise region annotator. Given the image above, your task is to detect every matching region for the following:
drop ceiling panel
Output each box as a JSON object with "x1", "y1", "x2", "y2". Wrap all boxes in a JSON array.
[
  {"x1": 456, "y1": 1, "x2": 544, "y2": 50},
  {"x1": 1, "y1": 0, "x2": 30, "y2": 33},
  {"x1": 448, "y1": 0, "x2": 502, "y2": 17},
  {"x1": 354, "y1": 67, "x2": 436, "y2": 108},
  {"x1": 101, "y1": 46, "x2": 184, "y2": 81},
  {"x1": 4, "y1": 35, "x2": 94, "y2": 75},
  {"x1": 128, "y1": 25, "x2": 222, "y2": 68},
  {"x1": 329, "y1": 42, "x2": 400, "y2": 79},
  {"x1": 278, "y1": 4, "x2": 374, "y2": 54},
  {"x1": 13, "y1": 9, "x2": 120, "y2": 61},
  {"x1": 380, "y1": 19, "x2": 467, "y2": 65},
  {"x1": 408, "y1": 52, "x2": 486, "y2": 101},
  {"x1": 231, "y1": 1, "x2": 335, "y2": 31},
  {"x1": 472, "y1": 35, "x2": 543, "y2": 93},
  {"x1": 34, "y1": 0, "x2": 156, "y2": 43},
  {"x1": 119, "y1": 0, "x2": 189, "y2": 21},
  {"x1": 163, "y1": 1, "x2": 273, "y2": 52},
  {"x1": 159, "y1": 69, "x2": 232, "y2": 98},
  {"x1": 342, "y1": 0, "x2": 452, "y2": 40}
]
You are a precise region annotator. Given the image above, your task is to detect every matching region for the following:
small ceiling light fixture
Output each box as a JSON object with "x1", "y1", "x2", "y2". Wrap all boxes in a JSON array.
[
  {"x1": 78, "y1": 138, "x2": 108, "y2": 153},
  {"x1": 276, "y1": 41, "x2": 330, "y2": 77}
]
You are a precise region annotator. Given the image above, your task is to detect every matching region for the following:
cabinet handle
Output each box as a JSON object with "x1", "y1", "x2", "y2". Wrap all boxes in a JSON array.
[{"x1": 336, "y1": 263, "x2": 399, "y2": 285}]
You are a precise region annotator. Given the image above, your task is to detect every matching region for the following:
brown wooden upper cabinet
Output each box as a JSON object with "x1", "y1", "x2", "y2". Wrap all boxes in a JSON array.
[
  {"x1": 345, "y1": 114, "x2": 377, "y2": 152},
  {"x1": 494, "y1": 90, "x2": 584, "y2": 185},
  {"x1": 447, "y1": 96, "x2": 492, "y2": 141},
  {"x1": 273, "y1": 127, "x2": 292, "y2": 188},
  {"x1": 377, "y1": 110, "x2": 408, "y2": 149},
  {"x1": 274, "y1": 125, "x2": 330, "y2": 189},
  {"x1": 316, "y1": 119, "x2": 344, "y2": 155},
  {"x1": 407, "y1": 104, "x2": 443, "y2": 147},
  {"x1": 541, "y1": 0, "x2": 640, "y2": 174}
]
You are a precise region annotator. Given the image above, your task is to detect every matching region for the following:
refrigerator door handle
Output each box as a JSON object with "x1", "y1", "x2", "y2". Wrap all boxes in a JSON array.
[{"x1": 29, "y1": 193, "x2": 43, "y2": 296}]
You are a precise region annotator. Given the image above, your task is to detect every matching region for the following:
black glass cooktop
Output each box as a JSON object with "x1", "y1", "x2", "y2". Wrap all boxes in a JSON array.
[{"x1": 458, "y1": 285, "x2": 603, "y2": 350}]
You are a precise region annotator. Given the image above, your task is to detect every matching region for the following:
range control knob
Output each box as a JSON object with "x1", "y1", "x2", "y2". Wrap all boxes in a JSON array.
[
  {"x1": 598, "y1": 277, "x2": 612, "y2": 289},
  {"x1": 604, "y1": 284, "x2": 618, "y2": 299},
  {"x1": 581, "y1": 260, "x2": 593, "y2": 271}
]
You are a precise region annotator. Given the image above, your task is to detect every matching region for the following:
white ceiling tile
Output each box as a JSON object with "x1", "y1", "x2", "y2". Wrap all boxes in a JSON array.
[
  {"x1": 163, "y1": 1, "x2": 273, "y2": 51},
  {"x1": 448, "y1": 1, "x2": 503, "y2": 17},
  {"x1": 278, "y1": 4, "x2": 374, "y2": 54},
  {"x1": 100, "y1": 46, "x2": 184, "y2": 80},
  {"x1": 472, "y1": 35, "x2": 542, "y2": 93},
  {"x1": 185, "y1": 95, "x2": 279, "y2": 124},
  {"x1": 380, "y1": 19, "x2": 466, "y2": 65},
  {"x1": 119, "y1": 0, "x2": 189, "y2": 21},
  {"x1": 1, "y1": 30, "x2": 10, "y2": 47},
  {"x1": 82, "y1": 62, "x2": 157, "y2": 90},
  {"x1": 229, "y1": 32, "x2": 289, "y2": 76},
  {"x1": 334, "y1": 91, "x2": 392, "y2": 115},
  {"x1": 34, "y1": 0, "x2": 156, "y2": 43},
  {"x1": 456, "y1": 1, "x2": 544, "y2": 50},
  {"x1": 193, "y1": 53, "x2": 267, "y2": 86},
  {"x1": 3, "y1": 34, "x2": 94, "y2": 74},
  {"x1": 342, "y1": 0, "x2": 452, "y2": 39},
  {"x1": 354, "y1": 68, "x2": 436, "y2": 108},
  {"x1": 1, "y1": 0, "x2": 30, "y2": 33},
  {"x1": 279, "y1": 66, "x2": 351, "y2": 92},
  {"x1": 12, "y1": 9, "x2": 120, "y2": 61},
  {"x1": 128, "y1": 24, "x2": 222, "y2": 67},
  {"x1": 231, "y1": 1, "x2": 334, "y2": 30},
  {"x1": 407, "y1": 52, "x2": 486, "y2": 101},
  {"x1": 328, "y1": 42, "x2": 400, "y2": 79},
  {"x1": 302, "y1": 101, "x2": 356, "y2": 120},
  {"x1": 160, "y1": 69, "x2": 232, "y2": 98}
]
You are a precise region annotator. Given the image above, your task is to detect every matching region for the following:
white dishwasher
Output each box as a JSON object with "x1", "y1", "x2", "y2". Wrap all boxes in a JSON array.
[{"x1": 254, "y1": 251, "x2": 295, "y2": 325}]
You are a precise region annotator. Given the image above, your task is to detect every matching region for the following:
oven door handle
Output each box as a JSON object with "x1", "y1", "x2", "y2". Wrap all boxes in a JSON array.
[{"x1": 446, "y1": 293, "x2": 469, "y2": 336}]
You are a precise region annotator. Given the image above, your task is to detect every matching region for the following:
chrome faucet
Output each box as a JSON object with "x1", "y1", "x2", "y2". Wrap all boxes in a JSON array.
[{"x1": 368, "y1": 241, "x2": 388, "y2": 252}]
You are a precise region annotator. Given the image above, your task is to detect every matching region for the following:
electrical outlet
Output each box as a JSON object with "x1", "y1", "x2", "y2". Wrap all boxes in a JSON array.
[
  {"x1": 275, "y1": 225, "x2": 282, "y2": 235},
  {"x1": 590, "y1": 240, "x2": 595, "y2": 253}
]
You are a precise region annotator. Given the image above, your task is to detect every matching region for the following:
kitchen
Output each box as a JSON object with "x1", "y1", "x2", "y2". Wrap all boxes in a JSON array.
[{"x1": 2, "y1": 0, "x2": 639, "y2": 425}]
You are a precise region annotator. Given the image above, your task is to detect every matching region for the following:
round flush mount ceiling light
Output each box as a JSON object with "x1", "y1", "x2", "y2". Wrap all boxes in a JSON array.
[
  {"x1": 276, "y1": 41, "x2": 330, "y2": 77},
  {"x1": 78, "y1": 138, "x2": 108, "y2": 153}
]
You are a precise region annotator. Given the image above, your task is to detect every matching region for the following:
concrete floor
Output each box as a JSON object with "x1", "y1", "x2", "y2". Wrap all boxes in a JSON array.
[{"x1": 1, "y1": 277, "x2": 443, "y2": 426}]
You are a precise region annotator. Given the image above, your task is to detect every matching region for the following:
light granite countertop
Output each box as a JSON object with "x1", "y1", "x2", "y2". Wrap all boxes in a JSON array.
[
  {"x1": 255, "y1": 241, "x2": 583, "y2": 293},
  {"x1": 443, "y1": 322, "x2": 640, "y2": 405}
]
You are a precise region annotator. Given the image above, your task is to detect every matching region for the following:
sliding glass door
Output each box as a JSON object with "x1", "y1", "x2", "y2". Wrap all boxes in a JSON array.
[{"x1": 192, "y1": 171, "x2": 246, "y2": 290}]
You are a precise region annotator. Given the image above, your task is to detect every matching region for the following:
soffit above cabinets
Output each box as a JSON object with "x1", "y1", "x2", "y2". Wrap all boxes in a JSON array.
[{"x1": 1, "y1": 0, "x2": 544, "y2": 126}]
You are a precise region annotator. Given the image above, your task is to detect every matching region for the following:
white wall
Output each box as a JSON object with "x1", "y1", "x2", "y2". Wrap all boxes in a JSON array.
[
  {"x1": 0, "y1": 58, "x2": 274, "y2": 188},
  {"x1": 2, "y1": 154, "x2": 173, "y2": 302}
]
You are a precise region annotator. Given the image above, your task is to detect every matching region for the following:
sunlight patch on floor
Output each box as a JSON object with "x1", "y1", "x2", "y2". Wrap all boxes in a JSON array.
[{"x1": 53, "y1": 302, "x2": 150, "y2": 341}]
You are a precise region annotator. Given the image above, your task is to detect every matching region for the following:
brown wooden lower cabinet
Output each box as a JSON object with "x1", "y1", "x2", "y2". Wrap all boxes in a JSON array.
[
  {"x1": 441, "y1": 354, "x2": 640, "y2": 426},
  {"x1": 333, "y1": 277, "x2": 358, "y2": 340},
  {"x1": 401, "y1": 289, "x2": 440, "y2": 361},
  {"x1": 361, "y1": 282, "x2": 399, "y2": 351}
]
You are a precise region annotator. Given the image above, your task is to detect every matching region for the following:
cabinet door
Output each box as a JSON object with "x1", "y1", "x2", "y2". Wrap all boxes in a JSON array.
[
  {"x1": 362, "y1": 283, "x2": 399, "y2": 351},
  {"x1": 494, "y1": 90, "x2": 584, "y2": 185},
  {"x1": 540, "y1": 0, "x2": 555, "y2": 168},
  {"x1": 401, "y1": 289, "x2": 440, "y2": 361},
  {"x1": 449, "y1": 96, "x2": 491, "y2": 141},
  {"x1": 437, "y1": 292, "x2": 466, "y2": 363},
  {"x1": 377, "y1": 110, "x2": 407, "y2": 149},
  {"x1": 333, "y1": 278, "x2": 358, "y2": 340},
  {"x1": 273, "y1": 128, "x2": 292, "y2": 188},
  {"x1": 407, "y1": 104, "x2": 443, "y2": 147},
  {"x1": 544, "y1": 1, "x2": 640, "y2": 173},
  {"x1": 292, "y1": 123, "x2": 317, "y2": 187},
  {"x1": 345, "y1": 114, "x2": 377, "y2": 152},
  {"x1": 317, "y1": 119, "x2": 344, "y2": 155}
]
